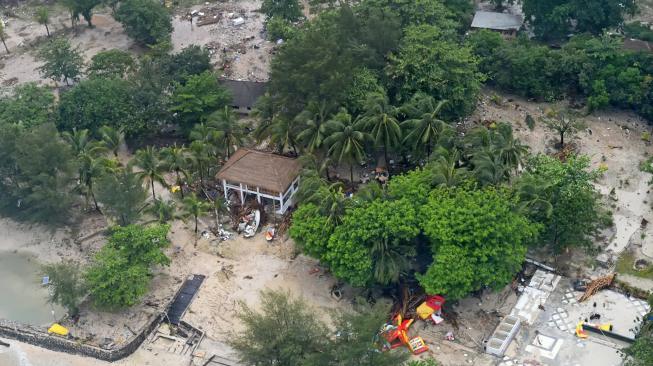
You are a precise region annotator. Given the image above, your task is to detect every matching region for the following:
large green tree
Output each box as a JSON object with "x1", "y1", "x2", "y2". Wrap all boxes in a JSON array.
[
  {"x1": 57, "y1": 77, "x2": 141, "y2": 135},
  {"x1": 42, "y1": 260, "x2": 87, "y2": 317},
  {"x1": 521, "y1": 155, "x2": 607, "y2": 252},
  {"x1": 12, "y1": 123, "x2": 77, "y2": 223},
  {"x1": 0, "y1": 83, "x2": 55, "y2": 128},
  {"x1": 87, "y1": 49, "x2": 135, "y2": 79},
  {"x1": 325, "y1": 198, "x2": 420, "y2": 286},
  {"x1": 115, "y1": 0, "x2": 173, "y2": 46},
  {"x1": 36, "y1": 37, "x2": 84, "y2": 85},
  {"x1": 387, "y1": 24, "x2": 482, "y2": 119},
  {"x1": 261, "y1": 0, "x2": 303, "y2": 21},
  {"x1": 170, "y1": 71, "x2": 231, "y2": 130},
  {"x1": 96, "y1": 168, "x2": 148, "y2": 226},
  {"x1": 418, "y1": 186, "x2": 539, "y2": 300},
  {"x1": 85, "y1": 224, "x2": 170, "y2": 308},
  {"x1": 522, "y1": 0, "x2": 638, "y2": 41}
]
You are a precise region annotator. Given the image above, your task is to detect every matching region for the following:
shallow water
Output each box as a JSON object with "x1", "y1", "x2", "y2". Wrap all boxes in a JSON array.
[{"x1": 0, "y1": 252, "x2": 64, "y2": 327}]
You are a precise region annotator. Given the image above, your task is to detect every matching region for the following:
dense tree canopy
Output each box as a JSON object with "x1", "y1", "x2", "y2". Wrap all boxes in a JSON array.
[
  {"x1": 325, "y1": 198, "x2": 419, "y2": 286},
  {"x1": 519, "y1": 155, "x2": 608, "y2": 252},
  {"x1": 417, "y1": 186, "x2": 539, "y2": 299},
  {"x1": 86, "y1": 224, "x2": 170, "y2": 307},
  {"x1": 115, "y1": 0, "x2": 173, "y2": 46},
  {"x1": 522, "y1": 0, "x2": 637, "y2": 41},
  {"x1": 0, "y1": 83, "x2": 55, "y2": 127},
  {"x1": 57, "y1": 77, "x2": 142, "y2": 135}
]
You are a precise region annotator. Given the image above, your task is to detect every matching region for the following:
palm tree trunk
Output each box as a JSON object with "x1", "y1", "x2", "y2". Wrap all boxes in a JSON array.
[
  {"x1": 1, "y1": 38, "x2": 8, "y2": 53},
  {"x1": 176, "y1": 170, "x2": 184, "y2": 198},
  {"x1": 45, "y1": 24, "x2": 50, "y2": 37},
  {"x1": 350, "y1": 163, "x2": 354, "y2": 183},
  {"x1": 384, "y1": 146, "x2": 391, "y2": 177},
  {"x1": 151, "y1": 180, "x2": 156, "y2": 200},
  {"x1": 559, "y1": 131, "x2": 564, "y2": 149},
  {"x1": 91, "y1": 190, "x2": 101, "y2": 213}
]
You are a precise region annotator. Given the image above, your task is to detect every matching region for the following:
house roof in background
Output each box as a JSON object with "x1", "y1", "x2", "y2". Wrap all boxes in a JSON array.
[
  {"x1": 471, "y1": 11, "x2": 523, "y2": 31},
  {"x1": 219, "y1": 79, "x2": 268, "y2": 108},
  {"x1": 217, "y1": 149, "x2": 301, "y2": 194}
]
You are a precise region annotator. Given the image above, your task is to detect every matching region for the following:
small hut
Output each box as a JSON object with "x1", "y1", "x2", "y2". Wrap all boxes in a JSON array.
[
  {"x1": 471, "y1": 11, "x2": 523, "y2": 38},
  {"x1": 217, "y1": 149, "x2": 301, "y2": 214}
]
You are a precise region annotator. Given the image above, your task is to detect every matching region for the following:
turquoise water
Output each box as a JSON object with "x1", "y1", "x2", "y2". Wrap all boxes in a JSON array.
[{"x1": 0, "y1": 252, "x2": 64, "y2": 326}]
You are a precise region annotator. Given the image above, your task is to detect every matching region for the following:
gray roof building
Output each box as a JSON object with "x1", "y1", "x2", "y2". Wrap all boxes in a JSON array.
[
  {"x1": 471, "y1": 11, "x2": 523, "y2": 32},
  {"x1": 219, "y1": 79, "x2": 268, "y2": 112}
]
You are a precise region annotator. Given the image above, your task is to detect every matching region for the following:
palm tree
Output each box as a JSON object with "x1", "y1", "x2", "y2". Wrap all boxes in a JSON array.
[
  {"x1": 252, "y1": 94, "x2": 278, "y2": 143},
  {"x1": 428, "y1": 149, "x2": 468, "y2": 187},
  {"x1": 36, "y1": 7, "x2": 51, "y2": 37},
  {"x1": 146, "y1": 199, "x2": 180, "y2": 223},
  {"x1": 355, "y1": 181, "x2": 386, "y2": 204},
  {"x1": 161, "y1": 144, "x2": 188, "y2": 198},
  {"x1": 209, "y1": 195, "x2": 229, "y2": 229},
  {"x1": 401, "y1": 94, "x2": 451, "y2": 158},
  {"x1": 188, "y1": 140, "x2": 212, "y2": 188},
  {"x1": 99, "y1": 126, "x2": 124, "y2": 158},
  {"x1": 132, "y1": 146, "x2": 167, "y2": 200},
  {"x1": 323, "y1": 109, "x2": 369, "y2": 182},
  {"x1": 189, "y1": 122, "x2": 222, "y2": 157},
  {"x1": 62, "y1": 129, "x2": 107, "y2": 210},
  {"x1": 298, "y1": 152, "x2": 332, "y2": 181},
  {"x1": 77, "y1": 154, "x2": 110, "y2": 211},
  {"x1": 305, "y1": 183, "x2": 348, "y2": 226},
  {"x1": 515, "y1": 174, "x2": 553, "y2": 221},
  {"x1": 472, "y1": 150, "x2": 508, "y2": 186},
  {"x1": 269, "y1": 116, "x2": 300, "y2": 155},
  {"x1": 370, "y1": 236, "x2": 412, "y2": 285},
  {"x1": 494, "y1": 123, "x2": 529, "y2": 171},
  {"x1": 62, "y1": 129, "x2": 105, "y2": 157},
  {"x1": 182, "y1": 193, "x2": 211, "y2": 234},
  {"x1": 209, "y1": 106, "x2": 246, "y2": 158},
  {"x1": 295, "y1": 101, "x2": 330, "y2": 153},
  {"x1": 361, "y1": 93, "x2": 402, "y2": 170}
]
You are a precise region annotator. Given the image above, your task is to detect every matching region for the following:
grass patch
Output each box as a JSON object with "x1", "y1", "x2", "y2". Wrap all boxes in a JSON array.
[{"x1": 616, "y1": 251, "x2": 653, "y2": 279}]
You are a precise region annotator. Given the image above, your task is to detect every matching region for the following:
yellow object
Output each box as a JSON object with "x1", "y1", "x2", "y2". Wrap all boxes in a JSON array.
[
  {"x1": 575, "y1": 322, "x2": 588, "y2": 339},
  {"x1": 171, "y1": 185, "x2": 180, "y2": 193},
  {"x1": 416, "y1": 302, "x2": 436, "y2": 320},
  {"x1": 598, "y1": 323, "x2": 612, "y2": 331},
  {"x1": 48, "y1": 323, "x2": 69, "y2": 336},
  {"x1": 408, "y1": 336, "x2": 429, "y2": 355}
]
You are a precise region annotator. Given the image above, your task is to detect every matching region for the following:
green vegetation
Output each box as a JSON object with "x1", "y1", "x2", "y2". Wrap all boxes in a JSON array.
[
  {"x1": 624, "y1": 22, "x2": 653, "y2": 42},
  {"x1": 42, "y1": 260, "x2": 87, "y2": 317},
  {"x1": 86, "y1": 224, "x2": 170, "y2": 307},
  {"x1": 521, "y1": 0, "x2": 637, "y2": 41},
  {"x1": 36, "y1": 37, "x2": 84, "y2": 85},
  {"x1": 418, "y1": 186, "x2": 539, "y2": 300},
  {"x1": 622, "y1": 295, "x2": 653, "y2": 365},
  {"x1": 115, "y1": 0, "x2": 173, "y2": 46},
  {"x1": 87, "y1": 49, "x2": 135, "y2": 79},
  {"x1": 228, "y1": 290, "x2": 409, "y2": 366},
  {"x1": 467, "y1": 31, "x2": 653, "y2": 121},
  {"x1": 616, "y1": 251, "x2": 653, "y2": 279},
  {"x1": 261, "y1": 0, "x2": 303, "y2": 22}
]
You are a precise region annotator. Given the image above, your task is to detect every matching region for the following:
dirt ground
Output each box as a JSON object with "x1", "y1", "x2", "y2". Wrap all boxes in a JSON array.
[{"x1": 0, "y1": 0, "x2": 272, "y2": 92}]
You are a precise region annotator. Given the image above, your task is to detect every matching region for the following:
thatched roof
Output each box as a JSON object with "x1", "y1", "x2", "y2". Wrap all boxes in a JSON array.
[{"x1": 217, "y1": 149, "x2": 301, "y2": 194}]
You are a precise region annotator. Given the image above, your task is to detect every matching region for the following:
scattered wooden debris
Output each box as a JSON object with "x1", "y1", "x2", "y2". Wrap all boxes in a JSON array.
[{"x1": 578, "y1": 273, "x2": 615, "y2": 302}]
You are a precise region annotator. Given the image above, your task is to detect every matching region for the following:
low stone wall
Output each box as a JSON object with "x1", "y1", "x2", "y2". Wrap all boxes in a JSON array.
[{"x1": 0, "y1": 313, "x2": 164, "y2": 362}]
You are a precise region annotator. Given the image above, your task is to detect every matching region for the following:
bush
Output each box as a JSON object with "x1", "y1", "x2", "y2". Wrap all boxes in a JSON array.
[
  {"x1": 266, "y1": 17, "x2": 297, "y2": 41},
  {"x1": 115, "y1": 0, "x2": 172, "y2": 46}
]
